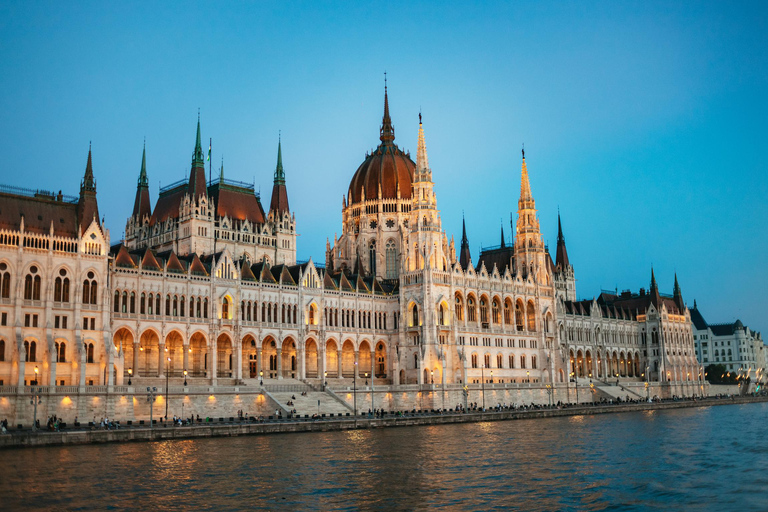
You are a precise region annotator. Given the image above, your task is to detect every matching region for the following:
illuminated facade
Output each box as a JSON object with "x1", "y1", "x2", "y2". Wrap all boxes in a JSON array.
[{"x1": 0, "y1": 87, "x2": 704, "y2": 407}]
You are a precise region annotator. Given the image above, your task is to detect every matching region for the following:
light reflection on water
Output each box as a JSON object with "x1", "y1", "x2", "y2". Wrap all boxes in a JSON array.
[{"x1": 3, "y1": 403, "x2": 768, "y2": 511}]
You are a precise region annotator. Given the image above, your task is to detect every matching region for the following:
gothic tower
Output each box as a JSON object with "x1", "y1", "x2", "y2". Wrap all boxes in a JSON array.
[{"x1": 514, "y1": 149, "x2": 547, "y2": 283}]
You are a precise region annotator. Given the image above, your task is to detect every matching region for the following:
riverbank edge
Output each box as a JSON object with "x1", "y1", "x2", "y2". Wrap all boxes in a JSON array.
[{"x1": 2, "y1": 396, "x2": 765, "y2": 449}]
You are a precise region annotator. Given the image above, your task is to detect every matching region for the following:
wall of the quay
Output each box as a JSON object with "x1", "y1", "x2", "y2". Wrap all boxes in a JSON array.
[
  {"x1": 1, "y1": 395, "x2": 765, "y2": 450},
  {"x1": 0, "y1": 379, "x2": 713, "y2": 426}
]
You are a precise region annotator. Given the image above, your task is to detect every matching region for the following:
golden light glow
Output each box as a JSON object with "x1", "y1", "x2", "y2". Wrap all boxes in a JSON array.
[{"x1": 61, "y1": 396, "x2": 72, "y2": 405}]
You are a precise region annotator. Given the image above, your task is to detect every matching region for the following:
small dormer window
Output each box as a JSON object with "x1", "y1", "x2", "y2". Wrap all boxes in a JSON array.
[{"x1": 90, "y1": 233, "x2": 97, "y2": 240}]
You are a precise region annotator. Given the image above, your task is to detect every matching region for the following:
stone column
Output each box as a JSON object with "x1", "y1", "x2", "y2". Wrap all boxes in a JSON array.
[
  {"x1": 183, "y1": 343, "x2": 189, "y2": 375},
  {"x1": 370, "y1": 351, "x2": 375, "y2": 381},
  {"x1": 211, "y1": 343, "x2": 218, "y2": 386},
  {"x1": 235, "y1": 339, "x2": 242, "y2": 381},
  {"x1": 337, "y1": 348, "x2": 342, "y2": 378},
  {"x1": 49, "y1": 356, "x2": 57, "y2": 388},
  {"x1": 354, "y1": 350, "x2": 359, "y2": 378},
  {"x1": 276, "y1": 344, "x2": 283, "y2": 380},
  {"x1": 256, "y1": 347, "x2": 262, "y2": 381},
  {"x1": 157, "y1": 342, "x2": 165, "y2": 378},
  {"x1": 319, "y1": 342, "x2": 326, "y2": 383},
  {"x1": 300, "y1": 342, "x2": 306, "y2": 380},
  {"x1": 133, "y1": 341, "x2": 140, "y2": 378}
]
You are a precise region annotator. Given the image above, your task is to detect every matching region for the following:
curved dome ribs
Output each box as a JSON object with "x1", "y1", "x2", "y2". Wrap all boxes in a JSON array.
[{"x1": 347, "y1": 85, "x2": 415, "y2": 206}]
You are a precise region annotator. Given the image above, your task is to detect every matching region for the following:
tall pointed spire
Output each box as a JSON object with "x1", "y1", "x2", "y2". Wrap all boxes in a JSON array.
[
  {"x1": 380, "y1": 73, "x2": 395, "y2": 145},
  {"x1": 649, "y1": 267, "x2": 661, "y2": 307},
  {"x1": 193, "y1": 111, "x2": 204, "y2": 164},
  {"x1": 132, "y1": 142, "x2": 152, "y2": 220},
  {"x1": 219, "y1": 156, "x2": 225, "y2": 182},
  {"x1": 519, "y1": 146, "x2": 533, "y2": 208},
  {"x1": 269, "y1": 134, "x2": 290, "y2": 215},
  {"x1": 416, "y1": 112, "x2": 429, "y2": 174},
  {"x1": 77, "y1": 144, "x2": 100, "y2": 234},
  {"x1": 459, "y1": 215, "x2": 472, "y2": 270},
  {"x1": 274, "y1": 132, "x2": 285, "y2": 185},
  {"x1": 673, "y1": 272, "x2": 684, "y2": 311},
  {"x1": 555, "y1": 211, "x2": 570, "y2": 269},
  {"x1": 188, "y1": 113, "x2": 207, "y2": 200},
  {"x1": 138, "y1": 141, "x2": 148, "y2": 187},
  {"x1": 500, "y1": 222, "x2": 506, "y2": 248},
  {"x1": 82, "y1": 142, "x2": 96, "y2": 192}
]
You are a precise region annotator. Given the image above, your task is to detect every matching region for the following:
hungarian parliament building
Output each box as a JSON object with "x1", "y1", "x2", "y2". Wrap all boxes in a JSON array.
[{"x1": 0, "y1": 88, "x2": 703, "y2": 398}]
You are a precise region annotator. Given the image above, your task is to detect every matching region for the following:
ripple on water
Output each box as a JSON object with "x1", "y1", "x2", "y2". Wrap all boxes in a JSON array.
[{"x1": 3, "y1": 404, "x2": 768, "y2": 511}]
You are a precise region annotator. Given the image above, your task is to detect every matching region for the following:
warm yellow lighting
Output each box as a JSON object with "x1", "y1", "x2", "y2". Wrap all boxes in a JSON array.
[{"x1": 61, "y1": 396, "x2": 72, "y2": 405}]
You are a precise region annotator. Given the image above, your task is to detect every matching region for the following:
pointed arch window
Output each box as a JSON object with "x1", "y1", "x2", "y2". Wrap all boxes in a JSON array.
[
  {"x1": 369, "y1": 239, "x2": 376, "y2": 276},
  {"x1": 24, "y1": 340, "x2": 36, "y2": 362},
  {"x1": 385, "y1": 240, "x2": 397, "y2": 279},
  {"x1": 0, "y1": 262, "x2": 10, "y2": 298},
  {"x1": 455, "y1": 295, "x2": 464, "y2": 321},
  {"x1": 0, "y1": 339, "x2": 5, "y2": 361}
]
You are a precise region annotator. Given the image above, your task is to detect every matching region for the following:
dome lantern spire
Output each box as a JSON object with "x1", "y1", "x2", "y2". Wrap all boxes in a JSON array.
[{"x1": 380, "y1": 72, "x2": 395, "y2": 145}]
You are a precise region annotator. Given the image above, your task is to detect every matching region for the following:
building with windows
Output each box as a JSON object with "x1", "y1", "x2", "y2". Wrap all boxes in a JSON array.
[
  {"x1": 692, "y1": 303, "x2": 765, "y2": 376},
  {"x1": 0, "y1": 86, "x2": 705, "y2": 423}
]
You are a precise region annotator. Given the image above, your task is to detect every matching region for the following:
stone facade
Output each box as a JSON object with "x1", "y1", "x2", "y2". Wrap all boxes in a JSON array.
[{"x1": 0, "y1": 88, "x2": 707, "y2": 425}]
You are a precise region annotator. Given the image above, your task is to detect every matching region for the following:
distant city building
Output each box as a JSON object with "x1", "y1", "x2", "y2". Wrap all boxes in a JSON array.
[
  {"x1": 0, "y1": 86, "x2": 704, "y2": 399},
  {"x1": 692, "y1": 303, "x2": 765, "y2": 375}
]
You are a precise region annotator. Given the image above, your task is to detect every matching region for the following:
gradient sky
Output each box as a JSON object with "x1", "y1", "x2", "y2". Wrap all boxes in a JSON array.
[{"x1": 1, "y1": 1, "x2": 766, "y2": 333}]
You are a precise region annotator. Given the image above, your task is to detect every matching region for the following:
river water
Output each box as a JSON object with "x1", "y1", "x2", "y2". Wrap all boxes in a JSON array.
[{"x1": 2, "y1": 402, "x2": 767, "y2": 511}]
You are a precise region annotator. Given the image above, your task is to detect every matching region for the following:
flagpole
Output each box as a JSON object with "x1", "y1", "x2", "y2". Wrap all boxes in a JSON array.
[{"x1": 208, "y1": 138, "x2": 212, "y2": 184}]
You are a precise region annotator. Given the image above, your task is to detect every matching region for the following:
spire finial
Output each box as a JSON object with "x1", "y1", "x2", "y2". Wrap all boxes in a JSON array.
[
  {"x1": 193, "y1": 112, "x2": 203, "y2": 163},
  {"x1": 274, "y1": 134, "x2": 285, "y2": 185},
  {"x1": 380, "y1": 73, "x2": 395, "y2": 145},
  {"x1": 522, "y1": 143, "x2": 525, "y2": 159},
  {"x1": 220, "y1": 156, "x2": 224, "y2": 181}
]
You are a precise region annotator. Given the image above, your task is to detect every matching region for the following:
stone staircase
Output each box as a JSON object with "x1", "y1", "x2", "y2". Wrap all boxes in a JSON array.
[
  {"x1": 592, "y1": 380, "x2": 645, "y2": 401},
  {"x1": 269, "y1": 391, "x2": 352, "y2": 417}
]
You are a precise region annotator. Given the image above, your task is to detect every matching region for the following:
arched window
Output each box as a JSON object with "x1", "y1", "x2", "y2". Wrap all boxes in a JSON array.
[
  {"x1": 140, "y1": 293, "x2": 146, "y2": 314},
  {"x1": 25, "y1": 340, "x2": 36, "y2": 362},
  {"x1": 222, "y1": 297, "x2": 230, "y2": 319},
  {"x1": 492, "y1": 299, "x2": 500, "y2": 324},
  {"x1": 515, "y1": 302, "x2": 524, "y2": 331},
  {"x1": 203, "y1": 298, "x2": 209, "y2": 318},
  {"x1": 309, "y1": 305, "x2": 315, "y2": 325},
  {"x1": 509, "y1": 354, "x2": 515, "y2": 368},
  {"x1": 520, "y1": 355, "x2": 526, "y2": 369},
  {"x1": 172, "y1": 295, "x2": 178, "y2": 316},
  {"x1": 130, "y1": 292, "x2": 136, "y2": 314},
  {"x1": 526, "y1": 302, "x2": 536, "y2": 331},
  {"x1": 24, "y1": 266, "x2": 41, "y2": 300},
  {"x1": 147, "y1": 293, "x2": 154, "y2": 315},
  {"x1": 386, "y1": 240, "x2": 397, "y2": 279},
  {"x1": 180, "y1": 296, "x2": 185, "y2": 317},
  {"x1": 467, "y1": 297, "x2": 476, "y2": 322},
  {"x1": 62, "y1": 274, "x2": 70, "y2": 302},
  {"x1": 480, "y1": 298, "x2": 488, "y2": 323},
  {"x1": 155, "y1": 294, "x2": 161, "y2": 316},
  {"x1": 114, "y1": 290, "x2": 120, "y2": 313},
  {"x1": 369, "y1": 239, "x2": 376, "y2": 276},
  {"x1": 455, "y1": 295, "x2": 464, "y2": 321},
  {"x1": 497, "y1": 354, "x2": 503, "y2": 368},
  {"x1": 484, "y1": 354, "x2": 490, "y2": 368},
  {"x1": 165, "y1": 295, "x2": 171, "y2": 316},
  {"x1": 55, "y1": 276, "x2": 62, "y2": 302},
  {"x1": 504, "y1": 301, "x2": 511, "y2": 325},
  {"x1": 87, "y1": 343, "x2": 94, "y2": 364},
  {"x1": 85, "y1": 273, "x2": 98, "y2": 305},
  {"x1": 0, "y1": 339, "x2": 5, "y2": 361},
  {"x1": 471, "y1": 353, "x2": 478, "y2": 368},
  {"x1": 56, "y1": 341, "x2": 66, "y2": 363},
  {"x1": 0, "y1": 262, "x2": 10, "y2": 298},
  {"x1": 121, "y1": 291, "x2": 128, "y2": 313},
  {"x1": 411, "y1": 304, "x2": 419, "y2": 326},
  {"x1": 438, "y1": 305, "x2": 445, "y2": 326}
]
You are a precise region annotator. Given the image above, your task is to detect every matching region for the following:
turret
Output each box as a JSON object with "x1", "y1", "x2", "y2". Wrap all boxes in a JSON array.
[
  {"x1": 269, "y1": 135, "x2": 290, "y2": 215},
  {"x1": 673, "y1": 273, "x2": 684, "y2": 312},
  {"x1": 131, "y1": 142, "x2": 152, "y2": 221},
  {"x1": 77, "y1": 144, "x2": 100, "y2": 234},
  {"x1": 188, "y1": 114, "x2": 207, "y2": 200},
  {"x1": 459, "y1": 216, "x2": 471, "y2": 270}
]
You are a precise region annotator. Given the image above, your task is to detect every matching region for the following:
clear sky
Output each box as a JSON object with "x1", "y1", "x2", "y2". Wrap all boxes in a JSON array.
[{"x1": 1, "y1": 1, "x2": 766, "y2": 333}]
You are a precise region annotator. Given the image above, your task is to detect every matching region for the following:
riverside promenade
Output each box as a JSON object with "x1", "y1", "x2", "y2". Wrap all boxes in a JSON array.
[{"x1": 2, "y1": 394, "x2": 765, "y2": 449}]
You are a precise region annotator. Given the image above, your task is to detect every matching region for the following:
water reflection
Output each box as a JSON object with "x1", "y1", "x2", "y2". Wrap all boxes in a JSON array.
[{"x1": 2, "y1": 403, "x2": 768, "y2": 511}]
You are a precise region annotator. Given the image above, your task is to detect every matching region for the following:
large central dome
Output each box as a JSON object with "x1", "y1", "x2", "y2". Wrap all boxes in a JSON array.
[{"x1": 347, "y1": 87, "x2": 415, "y2": 204}]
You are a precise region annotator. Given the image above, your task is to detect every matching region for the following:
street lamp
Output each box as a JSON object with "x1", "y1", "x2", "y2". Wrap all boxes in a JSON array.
[
  {"x1": 30, "y1": 385, "x2": 42, "y2": 432},
  {"x1": 165, "y1": 357, "x2": 171, "y2": 421},
  {"x1": 183, "y1": 369, "x2": 188, "y2": 387},
  {"x1": 546, "y1": 384, "x2": 553, "y2": 407},
  {"x1": 490, "y1": 370, "x2": 493, "y2": 384},
  {"x1": 147, "y1": 386, "x2": 157, "y2": 430},
  {"x1": 353, "y1": 361, "x2": 358, "y2": 418},
  {"x1": 365, "y1": 372, "x2": 369, "y2": 386},
  {"x1": 431, "y1": 370, "x2": 434, "y2": 385},
  {"x1": 526, "y1": 370, "x2": 529, "y2": 383},
  {"x1": 259, "y1": 370, "x2": 263, "y2": 387},
  {"x1": 128, "y1": 368, "x2": 132, "y2": 386},
  {"x1": 34, "y1": 365, "x2": 39, "y2": 386},
  {"x1": 323, "y1": 371, "x2": 327, "y2": 391},
  {"x1": 481, "y1": 365, "x2": 486, "y2": 411}
]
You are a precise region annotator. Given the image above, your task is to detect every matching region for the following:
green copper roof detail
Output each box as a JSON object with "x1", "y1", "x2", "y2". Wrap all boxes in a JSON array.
[
  {"x1": 192, "y1": 112, "x2": 204, "y2": 164},
  {"x1": 274, "y1": 135, "x2": 285, "y2": 185},
  {"x1": 138, "y1": 141, "x2": 148, "y2": 187}
]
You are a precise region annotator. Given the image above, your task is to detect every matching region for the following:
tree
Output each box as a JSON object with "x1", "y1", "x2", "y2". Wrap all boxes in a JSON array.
[{"x1": 704, "y1": 364, "x2": 738, "y2": 384}]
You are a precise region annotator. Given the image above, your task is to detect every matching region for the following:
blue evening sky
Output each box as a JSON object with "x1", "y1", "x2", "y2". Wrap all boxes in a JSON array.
[{"x1": 1, "y1": 1, "x2": 766, "y2": 333}]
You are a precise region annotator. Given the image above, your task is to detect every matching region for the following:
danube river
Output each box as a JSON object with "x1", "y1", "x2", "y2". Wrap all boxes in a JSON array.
[{"x1": 3, "y1": 402, "x2": 767, "y2": 511}]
